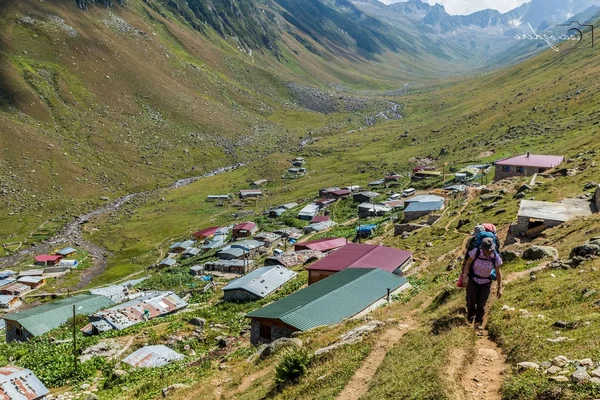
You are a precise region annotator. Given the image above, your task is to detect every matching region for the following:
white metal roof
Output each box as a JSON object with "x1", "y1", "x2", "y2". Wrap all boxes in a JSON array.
[{"x1": 223, "y1": 266, "x2": 297, "y2": 298}]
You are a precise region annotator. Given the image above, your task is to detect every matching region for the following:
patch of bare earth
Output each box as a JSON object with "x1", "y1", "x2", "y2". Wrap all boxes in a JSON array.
[{"x1": 461, "y1": 332, "x2": 506, "y2": 400}]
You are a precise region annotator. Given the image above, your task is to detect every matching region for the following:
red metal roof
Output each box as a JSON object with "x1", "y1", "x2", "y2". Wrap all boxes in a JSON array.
[
  {"x1": 193, "y1": 226, "x2": 220, "y2": 238},
  {"x1": 495, "y1": 154, "x2": 564, "y2": 168},
  {"x1": 311, "y1": 215, "x2": 331, "y2": 223},
  {"x1": 34, "y1": 255, "x2": 62, "y2": 262},
  {"x1": 294, "y1": 237, "x2": 348, "y2": 252},
  {"x1": 306, "y1": 243, "x2": 412, "y2": 273},
  {"x1": 331, "y1": 190, "x2": 351, "y2": 196},
  {"x1": 234, "y1": 221, "x2": 257, "y2": 231}
]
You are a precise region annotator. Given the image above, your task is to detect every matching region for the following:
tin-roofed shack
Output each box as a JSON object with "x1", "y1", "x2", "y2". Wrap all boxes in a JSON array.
[
  {"x1": 88, "y1": 292, "x2": 187, "y2": 334},
  {"x1": 512, "y1": 199, "x2": 594, "y2": 237},
  {"x1": 239, "y1": 189, "x2": 263, "y2": 199},
  {"x1": 222, "y1": 266, "x2": 297, "y2": 302},
  {"x1": 3, "y1": 294, "x2": 115, "y2": 342},
  {"x1": 232, "y1": 222, "x2": 258, "y2": 238},
  {"x1": 264, "y1": 250, "x2": 324, "y2": 268},
  {"x1": 123, "y1": 345, "x2": 184, "y2": 368},
  {"x1": 0, "y1": 365, "x2": 49, "y2": 400},
  {"x1": 294, "y1": 237, "x2": 347, "y2": 252},
  {"x1": 353, "y1": 192, "x2": 380, "y2": 203}
]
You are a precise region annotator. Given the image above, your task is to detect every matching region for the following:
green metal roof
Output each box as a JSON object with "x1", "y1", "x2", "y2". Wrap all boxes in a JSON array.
[
  {"x1": 246, "y1": 268, "x2": 408, "y2": 331},
  {"x1": 3, "y1": 294, "x2": 115, "y2": 337}
]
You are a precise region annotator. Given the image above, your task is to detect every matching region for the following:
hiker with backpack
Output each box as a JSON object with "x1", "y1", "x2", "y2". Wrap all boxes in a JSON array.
[{"x1": 460, "y1": 235, "x2": 503, "y2": 329}]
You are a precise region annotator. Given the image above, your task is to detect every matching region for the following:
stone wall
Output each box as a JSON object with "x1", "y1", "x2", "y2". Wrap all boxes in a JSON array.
[
  {"x1": 494, "y1": 166, "x2": 546, "y2": 182},
  {"x1": 403, "y1": 210, "x2": 432, "y2": 223},
  {"x1": 394, "y1": 223, "x2": 429, "y2": 236},
  {"x1": 5, "y1": 321, "x2": 33, "y2": 343},
  {"x1": 250, "y1": 318, "x2": 297, "y2": 345},
  {"x1": 223, "y1": 289, "x2": 260, "y2": 303}
]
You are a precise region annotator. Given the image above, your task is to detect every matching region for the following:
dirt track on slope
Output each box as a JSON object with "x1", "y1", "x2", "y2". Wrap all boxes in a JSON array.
[{"x1": 336, "y1": 320, "x2": 413, "y2": 400}]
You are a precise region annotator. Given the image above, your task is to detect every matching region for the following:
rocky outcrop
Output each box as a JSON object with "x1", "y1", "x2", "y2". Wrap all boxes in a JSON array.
[{"x1": 522, "y1": 246, "x2": 558, "y2": 260}]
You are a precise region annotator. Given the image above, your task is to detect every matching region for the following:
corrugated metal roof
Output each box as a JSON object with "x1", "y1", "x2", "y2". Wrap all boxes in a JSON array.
[
  {"x1": 122, "y1": 345, "x2": 184, "y2": 368},
  {"x1": 182, "y1": 247, "x2": 200, "y2": 256},
  {"x1": 495, "y1": 154, "x2": 564, "y2": 168},
  {"x1": 3, "y1": 294, "x2": 115, "y2": 337},
  {"x1": 306, "y1": 243, "x2": 412, "y2": 273},
  {"x1": 404, "y1": 201, "x2": 444, "y2": 212},
  {"x1": 230, "y1": 240, "x2": 264, "y2": 251},
  {"x1": 304, "y1": 220, "x2": 337, "y2": 233},
  {"x1": 247, "y1": 269, "x2": 408, "y2": 331},
  {"x1": 234, "y1": 221, "x2": 257, "y2": 231},
  {"x1": 0, "y1": 271, "x2": 16, "y2": 279},
  {"x1": 354, "y1": 191, "x2": 380, "y2": 198},
  {"x1": 223, "y1": 266, "x2": 297, "y2": 298},
  {"x1": 89, "y1": 277, "x2": 147, "y2": 303},
  {"x1": 193, "y1": 227, "x2": 220, "y2": 237},
  {"x1": 265, "y1": 250, "x2": 324, "y2": 268},
  {"x1": 56, "y1": 247, "x2": 77, "y2": 256},
  {"x1": 17, "y1": 276, "x2": 44, "y2": 284},
  {"x1": 0, "y1": 296, "x2": 17, "y2": 306},
  {"x1": 18, "y1": 270, "x2": 44, "y2": 277},
  {"x1": 358, "y1": 203, "x2": 392, "y2": 212},
  {"x1": 406, "y1": 195, "x2": 445, "y2": 203},
  {"x1": 34, "y1": 255, "x2": 61, "y2": 263},
  {"x1": 295, "y1": 238, "x2": 347, "y2": 252},
  {"x1": 253, "y1": 232, "x2": 282, "y2": 243},
  {"x1": 203, "y1": 236, "x2": 226, "y2": 250},
  {"x1": 0, "y1": 280, "x2": 14, "y2": 289},
  {"x1": 92, "y1": 292, "x2": 187, "y2": 331},
  {"x1": 0, "y1": 283, "x2": 30, "y2": 295},
  {"x1": 204, "y1": 260, "x2": 254, "y2": 268},
  {"x1": 298, "y1": 204, "x2": 320, "y2": 217},
  {"x1": 274, "y1": 228, "x2": 303, "y2": 239},
  {"x1": 0, "y1": 365, "x2": 49, "y2": 400},
  {"x1": 158, "y1": 258, "x2": 177, "y2": 266}
]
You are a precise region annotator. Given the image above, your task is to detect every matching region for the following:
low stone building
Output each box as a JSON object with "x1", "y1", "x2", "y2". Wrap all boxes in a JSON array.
[{"x1": 512, "y1": 199, "x2": 594, "y2": 237}]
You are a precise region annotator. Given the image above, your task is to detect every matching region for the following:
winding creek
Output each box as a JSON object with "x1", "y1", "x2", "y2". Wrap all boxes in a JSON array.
[{"x1": 0, "y1": 163, "x2": 246, "y2": 288}]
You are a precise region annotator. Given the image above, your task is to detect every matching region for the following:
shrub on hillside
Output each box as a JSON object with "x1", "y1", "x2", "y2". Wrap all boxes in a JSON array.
[{"x1": 275, "y1": 348, "x2": 313, "y2": 387}]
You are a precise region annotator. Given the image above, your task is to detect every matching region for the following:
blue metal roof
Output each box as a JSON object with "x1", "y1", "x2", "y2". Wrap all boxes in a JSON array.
[
  {"x1": 56, "y1": 247, "x2": 77, "y2": 256},
  {"x1": 223, "y1": 266, "x2": 297, "y2": 298},
  {"x1": 404, "y1": 201, "x2": 444, "y2": 212}
]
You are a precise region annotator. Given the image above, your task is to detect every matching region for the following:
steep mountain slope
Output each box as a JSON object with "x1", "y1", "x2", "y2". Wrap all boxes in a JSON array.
[
  {"x1": 354, "y1": 0, "x2": 600, "y2": 67},
  {"x1": 0, "y1": 0, "x2": 441, "y2": 251}
]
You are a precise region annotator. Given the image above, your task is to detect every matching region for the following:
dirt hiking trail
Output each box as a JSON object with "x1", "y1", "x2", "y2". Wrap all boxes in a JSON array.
[
  {"x1": 461, "y1": 331, "x2": 506, "y2": 400},
  {"x1": 336, "y1": 319, "x2": 414, "y2": 400}
]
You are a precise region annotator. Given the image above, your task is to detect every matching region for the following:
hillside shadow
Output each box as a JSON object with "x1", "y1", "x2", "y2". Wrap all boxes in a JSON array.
[{"x1": 0, "y1": 2, "x2": 17, "y2": 109}]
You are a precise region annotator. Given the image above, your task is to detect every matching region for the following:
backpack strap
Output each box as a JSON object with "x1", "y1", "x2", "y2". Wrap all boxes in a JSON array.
[{"x1": 469, "y1": 248, "x2": 496, "y2": 281}]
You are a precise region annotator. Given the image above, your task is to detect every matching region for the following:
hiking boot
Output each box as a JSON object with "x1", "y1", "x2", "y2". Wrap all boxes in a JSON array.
[{"x1": 474, "y1": 322, "x2": 484, "y2": 331}]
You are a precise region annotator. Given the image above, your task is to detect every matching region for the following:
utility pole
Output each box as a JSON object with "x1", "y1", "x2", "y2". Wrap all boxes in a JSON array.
[{"x1": 72, "y1": 304, "x2": 77, "y2": 372}]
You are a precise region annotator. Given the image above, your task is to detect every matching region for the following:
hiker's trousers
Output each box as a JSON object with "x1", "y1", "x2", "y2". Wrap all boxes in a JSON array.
[{"x1": 466, "y1": 280, "x2": 491, "y2": 324}]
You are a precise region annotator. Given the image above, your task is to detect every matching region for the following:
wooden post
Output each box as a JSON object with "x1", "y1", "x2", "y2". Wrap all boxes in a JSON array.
[{"x1": 72, "y1": 304, "x2": 77, "y2": 372}]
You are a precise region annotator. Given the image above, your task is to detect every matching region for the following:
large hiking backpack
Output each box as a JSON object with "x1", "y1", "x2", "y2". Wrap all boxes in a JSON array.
[
  {"x1": 468, "y1": 247, "x2": 499, "y2": 282},
  {"x1": 467, "y1": 231, "x2": 500, "y2": 253}
]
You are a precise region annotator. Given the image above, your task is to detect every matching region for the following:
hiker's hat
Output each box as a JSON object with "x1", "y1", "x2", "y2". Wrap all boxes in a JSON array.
[{"x1": 481, "y1": 237, "x2": 495, "y2": 251}]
